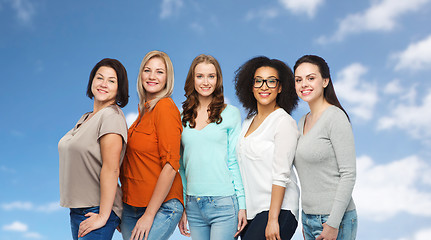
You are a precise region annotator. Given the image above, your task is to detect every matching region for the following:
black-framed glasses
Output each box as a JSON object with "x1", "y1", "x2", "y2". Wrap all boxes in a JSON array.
[{"x1": 253, "y1": 77, "x2": 279, "y2": 88}]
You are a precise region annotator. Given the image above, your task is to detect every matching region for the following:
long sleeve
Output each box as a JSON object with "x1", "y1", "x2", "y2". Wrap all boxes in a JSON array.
[
  {"x1": 326, "y1": 112, "x2": 356, "y2": 228},
  {"x1": 272, "y1": 116, "x2": 299, "y2": 188},
  {"x1": 226, "y1": 107, "x2": 246, "y2": 209}
]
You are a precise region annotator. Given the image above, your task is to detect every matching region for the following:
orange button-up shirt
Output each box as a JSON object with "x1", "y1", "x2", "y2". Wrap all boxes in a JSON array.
[{"x1": 120, "y1": 98, "x2": 183, "y2": 207}]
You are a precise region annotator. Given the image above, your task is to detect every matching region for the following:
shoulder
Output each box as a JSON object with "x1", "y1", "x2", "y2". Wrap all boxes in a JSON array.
[
  {"x1": 223, "y1": 104, "x2": 241, "y2": 117},
  {"x1": 326, "y1": 105, "x2": 350, "y2": 124},
  {"x1": 154, "y1": 98, "x2": 180, "y2": 114},
  {"x1": 274, "y1": 108, "x2": 296, "y2": 124},
  {"x1": 101, "y1": 105, "x2": 125, "y2": 119}
]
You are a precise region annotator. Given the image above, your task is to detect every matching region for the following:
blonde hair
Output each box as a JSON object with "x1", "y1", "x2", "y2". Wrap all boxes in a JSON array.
[{"x1": 136, "y1": 50, "x2": 174, "y2": 113}]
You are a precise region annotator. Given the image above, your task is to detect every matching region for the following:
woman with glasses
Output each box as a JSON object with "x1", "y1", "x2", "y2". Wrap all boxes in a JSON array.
[
  {"x1": 234, "y1": 56, "x2": 300, "y2": 240},
  {"x1": 178, "y1": 54, "x2": 247, "y2": 240},
  {"x1": 293, "y1": 55, "x2": 357, "y2": 240}
]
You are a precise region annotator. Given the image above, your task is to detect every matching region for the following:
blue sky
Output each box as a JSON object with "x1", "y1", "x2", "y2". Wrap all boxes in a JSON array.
[{"x1": 1, "y1": 0, "x2": 431, "y2": 239}]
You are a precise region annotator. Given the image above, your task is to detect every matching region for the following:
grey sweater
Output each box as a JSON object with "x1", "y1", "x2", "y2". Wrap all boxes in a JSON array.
[{"x1": 294, "y1": 105, "x2": 356, "y2": 229}]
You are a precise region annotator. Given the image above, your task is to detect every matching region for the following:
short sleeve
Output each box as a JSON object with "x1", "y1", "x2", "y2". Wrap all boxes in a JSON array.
[{"x1": 98, "y1": 106, "x2": 128, "y2": 143}]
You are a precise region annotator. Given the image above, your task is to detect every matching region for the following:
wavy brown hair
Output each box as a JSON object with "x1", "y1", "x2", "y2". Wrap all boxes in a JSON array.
[{"x1": 182, "y1": 54, "x2": 225, "y2": 128}]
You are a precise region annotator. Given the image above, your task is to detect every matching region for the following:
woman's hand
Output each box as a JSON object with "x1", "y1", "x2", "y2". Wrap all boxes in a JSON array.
[
  {"x1": 78, "y1": 212, "x2": 107, "y2": 238},
  {"x1": 265, "y1": 218, "x2": 281, "y2": 240},
  {"x1": 178, "y1": 211, "x2": 190, "y2": 236},
  {"x1": 316, "y1": 223, "x2": 338, "y2": 240},
  {"x1": 130, "y1": 213, "x2": 155, "y2": 240},
  {"x1": 234, "y1": 209, "x2": 247, "y2": 237}
]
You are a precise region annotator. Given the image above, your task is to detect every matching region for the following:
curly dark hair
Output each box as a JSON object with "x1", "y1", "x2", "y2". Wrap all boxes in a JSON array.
[
  {"x1": 234, "y1": 56, "x2": 298, "y2": 118},
  {"x1": 182, "y1": 54, "x2": 225, "y2": 128}
]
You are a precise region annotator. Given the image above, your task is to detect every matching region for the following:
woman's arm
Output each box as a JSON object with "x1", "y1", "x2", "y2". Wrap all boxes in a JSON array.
[
  {"x1": 265, "y1": 185, "x2": 285, "y2": 240},
  {"x1": 131, "y1": 99, "x2": 183, "y2": 240},
  {"x1": 130, "y1": 163, "x2": 177, "y2": 240},
  {"x1": 266, "y1": 115, "x2": 299, "y2": 240},
  {"x1": 226, "y1": 107, "x2": 248, "y2": 236},
  {"x1": 78, "y1": 133, "x2": 123, "y2": 238}
]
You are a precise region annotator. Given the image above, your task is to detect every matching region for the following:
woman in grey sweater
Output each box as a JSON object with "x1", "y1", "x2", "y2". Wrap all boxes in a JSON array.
[{"x1": 293, "y1": 55, "x2": 357, "y2": 240}]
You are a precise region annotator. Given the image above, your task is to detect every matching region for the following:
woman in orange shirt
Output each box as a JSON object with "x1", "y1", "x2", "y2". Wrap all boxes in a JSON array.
[{"x1": 120, "y1": 50, "x2": 183, "y2": 240}]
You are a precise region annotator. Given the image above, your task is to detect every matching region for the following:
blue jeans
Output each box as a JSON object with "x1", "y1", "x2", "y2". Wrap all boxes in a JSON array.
[
  {"x1": 120, "y1": 199, "x2": 183, "y2": 240},
  {"x1": 70, "y1": 206, "x2": 120, "y2": 240},
  {"x1": 186, "y1": 195, "x2": 239, "y2": 240},
  {"x1": 302, "y1": 209, "x2": 358, "y2": 240}
]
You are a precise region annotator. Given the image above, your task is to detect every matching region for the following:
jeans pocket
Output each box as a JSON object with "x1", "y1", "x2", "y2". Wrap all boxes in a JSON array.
[
  {"x1": 212, "y1": 196, "x2": 234, "y2": 208},
  {"x1": 83, "y1": 206, "x2": 100, "y2": 215}
]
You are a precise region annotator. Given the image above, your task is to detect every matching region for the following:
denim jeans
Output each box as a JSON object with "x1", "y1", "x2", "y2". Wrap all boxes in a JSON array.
[
  {"x1": 70, "y1": 206, "x2": 120, "y2": 240},
  {"x1": 302, "y1": 209, "x2": 358, "y2": 240},
  {"x1": 120, "y1": 198, "x2": 183, "y2": 240},
  {"x1": 186, "y1": 195, "x2": 239, "y2": 240}
]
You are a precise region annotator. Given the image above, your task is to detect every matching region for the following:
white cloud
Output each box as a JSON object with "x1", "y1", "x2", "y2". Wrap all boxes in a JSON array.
[
  {"x1": 125, "y1": 112, "x2": 138, "y2": 128},
  {"x1": 355, "y1": 155, "x2": 431, "y2": 221},
  {"x1": 317, "y1": 0, "x2": 431, "y2": 44},
  {"x1": 160, "y1": 0, "x2": 183, "y2": 19},
  {"x1": 393, "y1": 35, "x2": 431, "y2": 71},
  {"x1": 0, "y1": 165, "x2": 15, "y2": 173},
  {"x1": 24, "y1": 232, "x2": 43, "y2": 239},
  {"x1": 398, "y1": 227, "x2": 431, "y2": 240},
  {"x1": 10, "y1": 0, "x2": 36, "y2": 24},
  {"x1": 189, "y1": 22, "x2": 204, "y2": 34},
  {"x1": 278, "y1": 0, "x2": 324, "y2": 18},
  {"x1": 1, "y1": 201, "x2": 61, "y2": 212},
  {"x1": 383, "y1": 79, "x2": 403, "y2": 95},
  {"x1": 3, "y1": 221, "x2": 28, "y2": 232},
  {"x1": 245, "y1": 7, "x2": 280, "y2": 22},
  {"x1": 378, "y1": 88, "x2": 431, "y2": 141},
  {"x1": 333, "y1": 63, "x2": 378, "y2": 121}
]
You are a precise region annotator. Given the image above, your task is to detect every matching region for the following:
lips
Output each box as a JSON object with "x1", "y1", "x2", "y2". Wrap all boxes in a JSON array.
[
  {"x1": 301, "y1": 89, "x2": 312, "y2": 96},
  {"x1": 146, "y1": 81, "x2": 158, "y2": 86},
  {"x1": 259, "y1": 92, "x2": 270, "y2": 97},
  {"x1": 97, "y1": 89, "x2": 108, "y2": 94}
]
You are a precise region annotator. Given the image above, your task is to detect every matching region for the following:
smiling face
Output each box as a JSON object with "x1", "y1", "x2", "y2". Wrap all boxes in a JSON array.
[
  {"x1": 141, "y1": 57, "x2": 167, "y2": 101},
  {"x1": 91, "y1": 66, "x2": 118, "y2": 107},
  {"x1": 252, "y1": 66, "x2": 281, "y2": 109},
  {"x1": 294, "y1": 62, "x2": 329, "y2": 104},
  {"x1": 194, "y1": 62, "x2": 217, "y2": 100}
]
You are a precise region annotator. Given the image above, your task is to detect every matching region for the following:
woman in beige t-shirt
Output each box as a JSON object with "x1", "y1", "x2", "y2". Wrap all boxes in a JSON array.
[{"x1": 58, "y1": 58, "x2": 129, "y2": 240}]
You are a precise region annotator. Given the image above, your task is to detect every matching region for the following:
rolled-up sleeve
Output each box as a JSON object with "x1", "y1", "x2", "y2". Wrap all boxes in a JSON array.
[
  {"x1": 272, "y1": 116, "x2": 299, "y2": 187},
  {"x1": 154, "y1": 99, "x2": 183, "y2": 171}
]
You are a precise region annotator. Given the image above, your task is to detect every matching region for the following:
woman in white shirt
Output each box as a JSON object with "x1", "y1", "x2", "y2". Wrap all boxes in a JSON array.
[{"x1": 234, "y1": 56, "x2": 300, "y2": 240}]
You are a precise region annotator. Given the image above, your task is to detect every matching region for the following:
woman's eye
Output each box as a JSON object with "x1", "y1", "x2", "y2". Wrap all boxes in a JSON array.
[
  {"x1": 143, "y1": 69, "x2": 150, "y2": 73},
  {"x1": 309, "y1": 77, "x2": 314, "y2": 81},
  {"x1": 196, "y1": 75, "x2": 203, "y2": 79},
  {"x1": 157, "y1": 71, "x2": 164, "y2": 74},
  {"x1": 295, "y1": 79, "x2": 301, "y2": 82},
  {"x1": 209, "y1": 75, "x2": 215, "y2": 79}
]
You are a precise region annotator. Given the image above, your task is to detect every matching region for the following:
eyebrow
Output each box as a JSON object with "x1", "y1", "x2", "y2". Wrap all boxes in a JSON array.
[
  {"x1": 254, "y1": 75, "x2": 277, "y2": 78},
  {"x1": 295, "y1": 73, "x2": 317, "y2": 78},
  {"x1": 96, "y1": 72, "x2": 117, "y2": 79}
]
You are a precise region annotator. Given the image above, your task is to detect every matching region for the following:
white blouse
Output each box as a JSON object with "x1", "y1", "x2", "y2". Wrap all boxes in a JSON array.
[{"x1": 237, "y1": 108, "x2": 300, "y2": 220}]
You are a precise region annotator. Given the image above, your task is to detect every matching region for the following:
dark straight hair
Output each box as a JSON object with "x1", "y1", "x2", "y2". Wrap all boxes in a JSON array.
[
  {"x1": 87, "y1": 58, "x2": 129, "y2": 108},
  {"x1": 294, "y1": 55, "x2": 349, "y2": 121}
]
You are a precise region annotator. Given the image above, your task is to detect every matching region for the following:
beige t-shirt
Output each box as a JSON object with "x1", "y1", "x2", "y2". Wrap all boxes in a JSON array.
[{"x1": 58, "y1": 104, "x2": 127, "y2": 218}]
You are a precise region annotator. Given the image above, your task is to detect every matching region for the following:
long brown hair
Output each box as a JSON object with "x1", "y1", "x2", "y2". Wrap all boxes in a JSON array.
[{"x1": 182, "y1": 54, "x2": 225, "y2": 128}]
